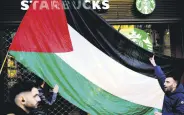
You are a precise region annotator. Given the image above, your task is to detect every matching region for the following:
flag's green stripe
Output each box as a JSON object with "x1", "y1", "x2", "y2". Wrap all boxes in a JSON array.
[{"x1": 10, "y1": 51, "x2": 159, "y2": 115}]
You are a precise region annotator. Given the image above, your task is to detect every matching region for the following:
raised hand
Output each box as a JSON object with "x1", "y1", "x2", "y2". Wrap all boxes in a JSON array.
[
  {"x1": 149, "y1": 55, "x2": 157, "y2": 66},
  {"x1": 53, "y1": 84, "x2": 59, "y2": 93}
]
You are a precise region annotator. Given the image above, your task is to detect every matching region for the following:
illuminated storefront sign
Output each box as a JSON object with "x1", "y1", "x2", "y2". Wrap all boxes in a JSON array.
[{"x1": 136, "y1": 0, "x2": 156, "y2": 15}]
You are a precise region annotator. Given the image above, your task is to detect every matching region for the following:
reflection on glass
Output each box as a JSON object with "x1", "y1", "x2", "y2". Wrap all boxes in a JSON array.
[{"x1": 112, "y1": 24, "x2": 171, "y2": 56}]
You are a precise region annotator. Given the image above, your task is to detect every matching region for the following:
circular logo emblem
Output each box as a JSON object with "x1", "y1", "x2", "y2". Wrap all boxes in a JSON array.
[
  {"x1": 181, "y1": 101, "x2": 184, "y2": 104},
  {"x1": 136, "y1": 0, "x2": 156, "y2": 15}
]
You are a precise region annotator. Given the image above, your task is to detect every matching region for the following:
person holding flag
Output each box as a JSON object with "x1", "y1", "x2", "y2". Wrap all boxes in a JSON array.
[{"x1": 149, "y1": 55, "x2": 184, "y2": 115}]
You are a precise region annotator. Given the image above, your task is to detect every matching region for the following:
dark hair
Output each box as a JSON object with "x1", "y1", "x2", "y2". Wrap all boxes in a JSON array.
[
  {"x1": 166, "y1": 71, "x2": 181, "y2": 85},
  {"x1": 36, "y1": 78, "x2": 44, "y2": 87},
  {"x1": 9, "y1": 80, "x2": 36, "y2": 103}
]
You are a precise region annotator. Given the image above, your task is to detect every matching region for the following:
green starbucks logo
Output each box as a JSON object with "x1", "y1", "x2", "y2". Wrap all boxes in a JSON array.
[{"x1": 136, "y1": 0, "x2": 156, "y2": 14}]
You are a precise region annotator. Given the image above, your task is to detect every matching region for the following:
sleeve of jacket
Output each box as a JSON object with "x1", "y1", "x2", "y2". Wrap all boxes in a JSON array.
[
  {"x1": 163, "y1": 112, "x2": 184, "y2": 115},
  {"x1": 154, "y1": 66, "x2": 166, "y2": 92},
  {"x1": 162, "y1": 113, "x2": 174, "y2": 115},
  {"x1": 41, "y1": 92, "x2": 57, "y2": 105},
  {"x1": 174, "y1": 96, "x2": 184, "y2": 115},
  {"x1": 38, "y1": 88, "x2": 57, "y2": 105},
  {"x1": 48, "y1": 92, "x2": 57, "y2": 105},
  {"x1": 162, "y1": 112, "x2": 184, "y2": 115}
]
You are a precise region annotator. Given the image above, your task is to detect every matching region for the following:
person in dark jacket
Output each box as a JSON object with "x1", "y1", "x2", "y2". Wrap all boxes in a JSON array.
[
  {"x1": 35, "y1": 79, "x2": 59, "y2": 114},
  {"x1": 149, "y1": 55, "x2": 184, "y2": 115},
  {"x1": 37, "y1": 81, "x2": 58, "y2": 106}
]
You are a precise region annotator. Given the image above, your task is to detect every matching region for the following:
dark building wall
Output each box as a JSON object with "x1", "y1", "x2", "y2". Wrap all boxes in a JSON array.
[
  {"x1": 1, "y1": 0, "x2": 26, "y2": 23},
  {"x1": 100, "y1": 0, "x2": 182, "y2": 24},
  {"x1": 177, "y1": 0, "x2": 184, "y2": 58}
]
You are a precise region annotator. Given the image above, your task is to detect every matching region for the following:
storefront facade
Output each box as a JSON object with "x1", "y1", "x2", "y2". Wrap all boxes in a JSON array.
[{"x1": 98, "y1": 0, "x2": 184, "y2": 58}]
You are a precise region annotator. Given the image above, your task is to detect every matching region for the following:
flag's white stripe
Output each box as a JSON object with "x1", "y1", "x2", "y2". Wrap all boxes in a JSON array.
[{"x1": 56, "y1": 25, "x2": 164, "y2": 109}]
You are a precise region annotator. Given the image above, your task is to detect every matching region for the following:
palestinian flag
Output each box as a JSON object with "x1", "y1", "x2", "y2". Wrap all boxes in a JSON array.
[{"x1": 8, "y1": 0, "x2": 184, "y2": 114}]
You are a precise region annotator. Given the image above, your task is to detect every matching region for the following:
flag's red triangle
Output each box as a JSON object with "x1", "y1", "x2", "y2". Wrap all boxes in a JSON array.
[{"x1": 9, "y1": 0, "x2": 73, "y2": 53}]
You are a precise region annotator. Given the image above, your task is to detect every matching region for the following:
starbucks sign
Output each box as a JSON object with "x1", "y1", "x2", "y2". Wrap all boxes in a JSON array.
[{"x1": 136, "y1": 0, "x2": 156, "y2": 15}]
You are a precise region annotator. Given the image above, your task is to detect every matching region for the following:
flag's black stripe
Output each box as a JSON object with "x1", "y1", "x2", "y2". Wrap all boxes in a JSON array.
[{"x1": 63, "y1": 0, "x2": 184, "y2": 79}]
